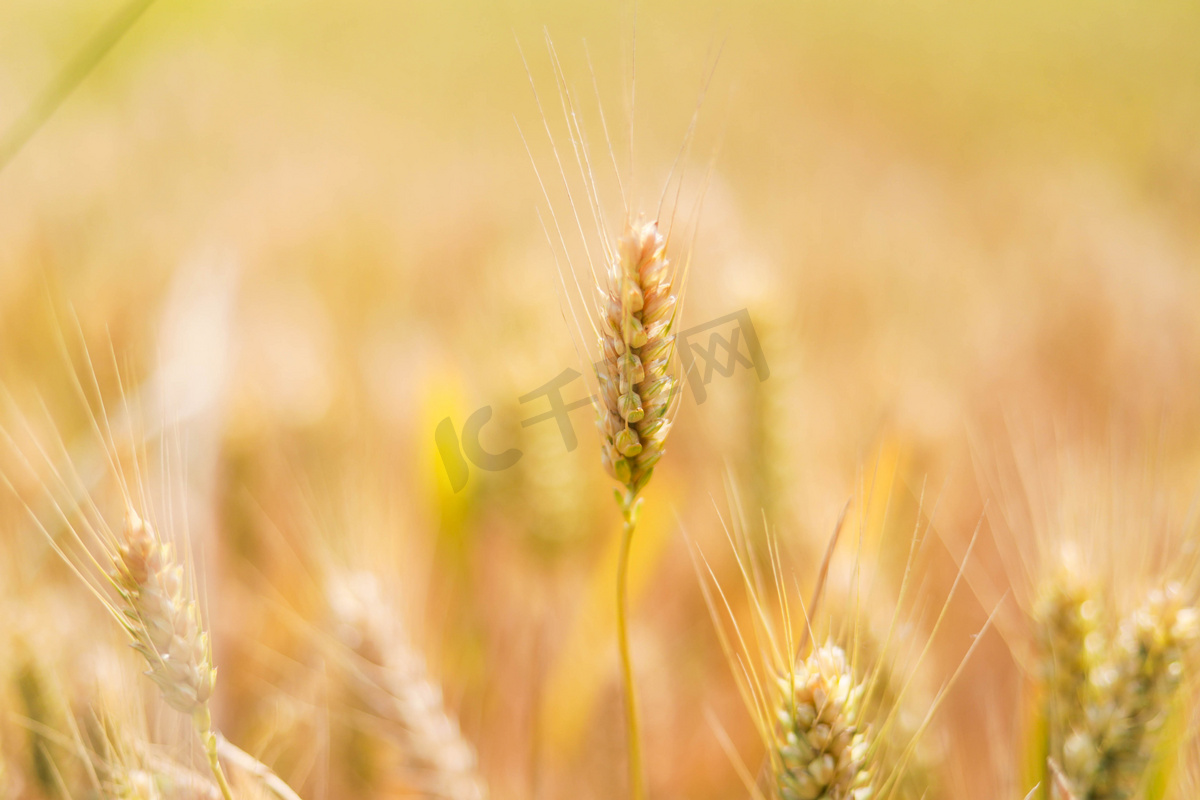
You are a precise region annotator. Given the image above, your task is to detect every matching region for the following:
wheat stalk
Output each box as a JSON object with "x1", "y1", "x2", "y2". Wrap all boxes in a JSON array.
[
  {"x1": 0, "y1": 343, "x2": 314, "y2": 800},
  {"x1": 593, "y1": 215, "x2": 681, "y2": 800}
]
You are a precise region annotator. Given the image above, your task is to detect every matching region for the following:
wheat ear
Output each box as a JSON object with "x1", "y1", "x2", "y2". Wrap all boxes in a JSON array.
[
  {"x1": 595, "y1": 216, "x2": 680, "y2": 800},
  {"x1": 109, "y1": 510, "x2": 232, "y2": 800},
  {"x1": 1035, "y1": 566, "x2": 1103, "y2": 772},
  {"x1": 112, "y1": 510, "x2": 216, "y2": 719},
  {"x1": 774, "y1": 642, "x2": 873, "y2": 800},
  {"x1": 596, "y1": 216, "x2": 678, "y2": 499},
  {"x1": 1070, "y1": 584, "x2": 1198, "y2": 800},
  {"x1": 327, "y1": 572, "x2": 487, "y2": 800}
]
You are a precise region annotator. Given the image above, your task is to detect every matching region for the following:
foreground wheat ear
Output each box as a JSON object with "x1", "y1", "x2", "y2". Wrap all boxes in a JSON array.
[
  {"x1": 594, "y1": 215, "x2": 681, "y2": 800},
  {"x1": 596, "y1": 216, "x2": 678, "y2": 500},
  {"x1": 775, "y1": 643, "x2": 872, "y2": 800},
  {"x1": 113, "y1": 510, "x2": 216, "y2": 720}
]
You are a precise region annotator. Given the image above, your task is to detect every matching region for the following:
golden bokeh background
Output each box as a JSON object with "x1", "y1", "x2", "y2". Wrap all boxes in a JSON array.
[{"x1": 3, "y1": 1, "x2": 1200, "y2": 798}]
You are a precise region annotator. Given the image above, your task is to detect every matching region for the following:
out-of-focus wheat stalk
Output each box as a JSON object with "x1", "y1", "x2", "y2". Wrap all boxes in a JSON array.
[
  {"x1": 98, "y1": 716, "x2": 223, "y2": 800},
  {"x1": 1035, "y1": 559, "x2": 1104, "y2": 780}
]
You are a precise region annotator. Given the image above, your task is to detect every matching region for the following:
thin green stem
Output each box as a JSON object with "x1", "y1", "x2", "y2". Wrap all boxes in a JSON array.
[
  {"x1": 196, "y1": 709, "x2": 235, "y2": 800},
  {"x1": 616, "y1": 492, "x2": 646, "y2": 800},
  {"x1": 0, "y1": 0, "x2": 159, "y2": 174}
]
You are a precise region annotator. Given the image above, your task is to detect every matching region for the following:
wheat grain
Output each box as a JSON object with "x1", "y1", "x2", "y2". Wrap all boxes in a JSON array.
[
  {"x1": 103, "y1": 508, "x2": 234, "y2": 800},
  {"x1": 1038, "y1": 576, "x2": 1199, "y2": 800}
]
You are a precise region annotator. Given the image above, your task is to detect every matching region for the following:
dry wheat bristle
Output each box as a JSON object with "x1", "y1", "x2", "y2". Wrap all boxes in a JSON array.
[
  {"x1": 327, "y1": 572, "x2": 487, "y2": 800},
  {"x1": 855, "y1": 616, "x2": 939, "y2": 800},
  {"x1": 596, "y1": 216, "x2": 678, "y2": 495},
  {"x1": 774, "y1": 642, "x2": 872, "y2": 800},
  {"x1": 110, "y1": 509, "x2": 216, "y2": 719}
]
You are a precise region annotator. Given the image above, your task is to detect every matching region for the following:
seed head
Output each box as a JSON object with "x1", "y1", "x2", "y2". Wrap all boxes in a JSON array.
[
  {"x1": 1041, "y1": 579, "x2": 1199, "y2": 800},
  {"x1": 111, "y1": 510, "x2": 216, "y2": 718},
  {"x1": 1035, "y1": 566, "x2": 1105, "y2": 755},
  {"x1": 1075, "y1": 584, "x2": 1198, "y2": 800},
  {"x1": 596, "y1": 217, "x2": 678, "y2": 495},
  {"x1": 774, "y1": 643, "x2": 873, "y2": 800}
]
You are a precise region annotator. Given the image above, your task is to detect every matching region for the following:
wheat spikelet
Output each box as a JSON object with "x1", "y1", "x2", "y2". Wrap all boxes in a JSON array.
[
  {"x1": 774, "y1": 642, "x2": 873, "y2": 800},
  {"x1": 110, "y1": 509, "x2": 216, "y2": 719},
  {"x1": 326, "y1": 571, "x2": 487, "y2": 800},
  {"x1": 82, "y1": 656, "x2": 219, "y2": 800},
  {"x1": 596, "y1": 216, "x2": 678, "y2": 497},
  {"x1": 1064, "y1": 584, "x2": 1198, "y2": 800}
]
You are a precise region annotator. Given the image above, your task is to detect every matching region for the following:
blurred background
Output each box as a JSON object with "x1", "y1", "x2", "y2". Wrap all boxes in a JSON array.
[{"x1": 3, "y1": 1, "x2": 1200, "y2": 798}]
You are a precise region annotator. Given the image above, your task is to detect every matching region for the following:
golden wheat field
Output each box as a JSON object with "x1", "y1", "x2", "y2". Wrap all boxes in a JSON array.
[{"x1": 3, "y1": 1, "x2": 1200, "y2": 799}]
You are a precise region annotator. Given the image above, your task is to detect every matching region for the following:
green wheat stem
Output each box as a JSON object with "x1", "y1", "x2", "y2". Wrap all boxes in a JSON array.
[
  {"x1": 197, "y1": 710, "x2": 235, "y2": 800},
  {"x1": 616, "y1": 489, "x2": 646, "y2": 800},
  {"x1": 0, "y1": 0, "x2": 158, "y2": 174}
]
